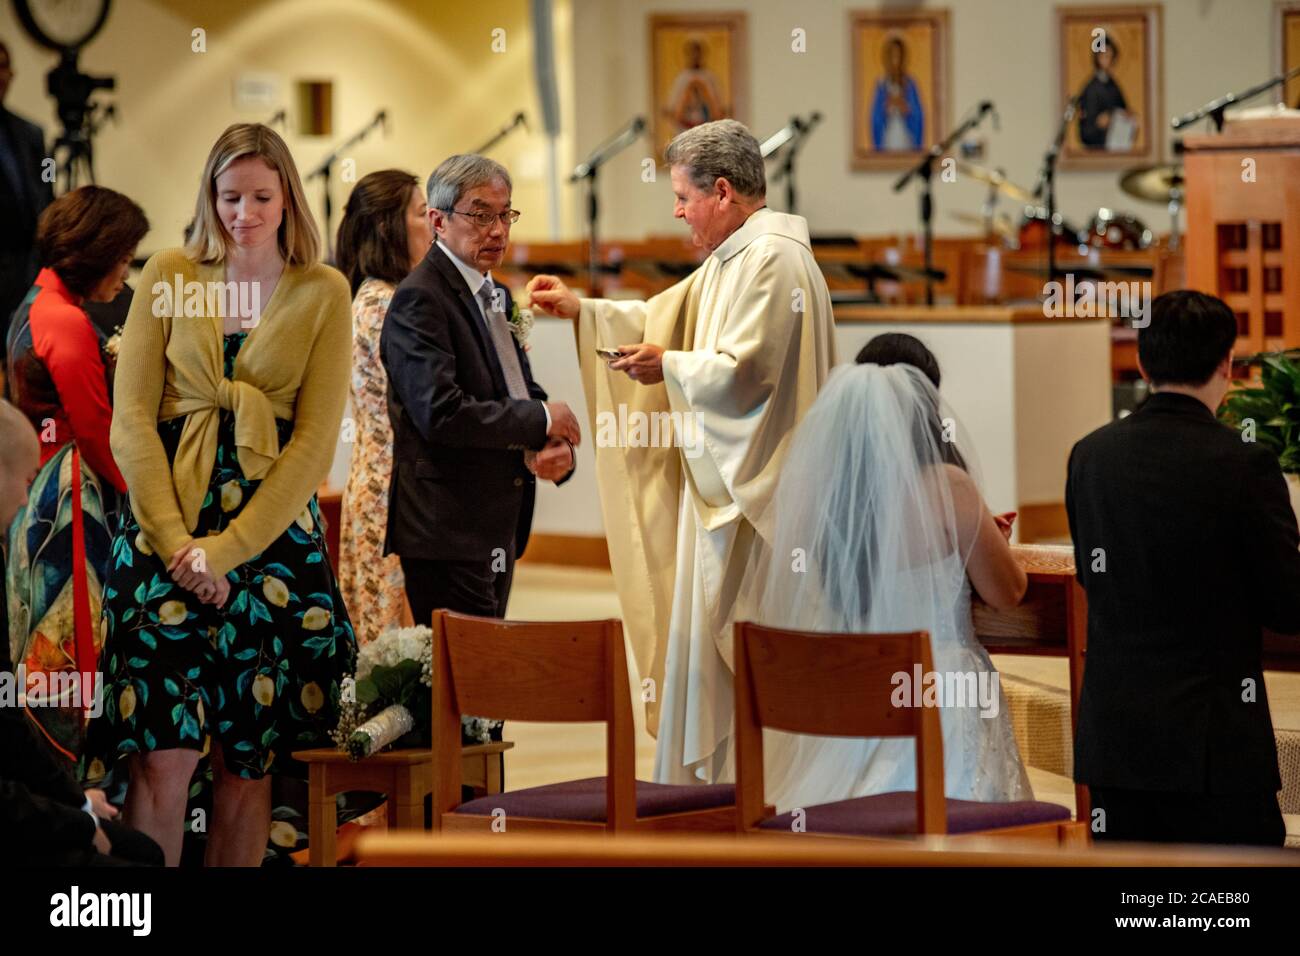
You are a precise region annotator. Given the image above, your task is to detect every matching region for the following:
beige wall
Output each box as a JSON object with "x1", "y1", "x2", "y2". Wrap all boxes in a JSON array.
[
  {"x1": 833, "y1": 317, "x2": 1111, "y2": 522},
  {"x1": 2, "y1": 0, "x2": 1265, "y2": 540},
  {"x1": 4, "y1": 0, "x2": 1278, "y2": 248},
  {"x1": 570, "y1": 0, "x2": 1278, "y2": 240},
  {"x1": 0, "y1": 0, "x2": 578, "y2": 251}
]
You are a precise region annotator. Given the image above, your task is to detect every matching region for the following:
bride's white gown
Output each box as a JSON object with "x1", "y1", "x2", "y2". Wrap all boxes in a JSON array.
[
  {"x1": 746, "y1": 362, "x2": 1035, "y2": 816},
  {"x1": 761, "y1": 551, "x2": 1033, "y2": 814}
]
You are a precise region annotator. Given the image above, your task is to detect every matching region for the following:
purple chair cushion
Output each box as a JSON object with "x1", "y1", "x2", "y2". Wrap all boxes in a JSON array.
[
  {"x1": 757, "y1": 790, "x2": 1071, "y2": 835},
  {"x1": 453, "y1": 777, "x2": 736, "y2": 822}
]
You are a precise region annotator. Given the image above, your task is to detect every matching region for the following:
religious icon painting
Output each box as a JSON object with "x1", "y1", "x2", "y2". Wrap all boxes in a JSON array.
[
  {"x1": 649, "y1": 11, "x2": 749, "y2": 163},
  {"x1": 849, "y1": 9, "x2": 951, "y2": 171},
  {"x1": 1056, "y1": 4, "x2": 1164, "y2": 169}
]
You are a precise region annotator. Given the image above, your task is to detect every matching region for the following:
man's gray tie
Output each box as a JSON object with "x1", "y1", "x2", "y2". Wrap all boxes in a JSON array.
[{"x1": 477, "y1": 283, "x2": 529, "y2": 400}]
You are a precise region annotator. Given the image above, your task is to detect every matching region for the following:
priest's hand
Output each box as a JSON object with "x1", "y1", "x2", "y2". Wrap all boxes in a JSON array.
[
  {"x1": 610, "y1": 344, "x2": 664, "y2": 384},
  {"x1": 526, "y1": 274, "x2": 580, "y2": 320},
  {"x1": 528, "y1": 438, "x2": 574, "y2": 483}
]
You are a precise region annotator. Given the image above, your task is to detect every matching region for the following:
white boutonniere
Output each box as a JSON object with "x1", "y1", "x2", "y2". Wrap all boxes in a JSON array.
[
  {"x1": 508, "y1": 302, "x2": 534, "y2": 351},
  {"x1": 102, "y1": 323, "x2": 124, "y2": 358}
]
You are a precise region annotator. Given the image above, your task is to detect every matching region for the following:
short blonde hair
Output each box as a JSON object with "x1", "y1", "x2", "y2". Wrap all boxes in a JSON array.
[{"x1": 185, "y1": 123, "x2": 320, "y2": 265}]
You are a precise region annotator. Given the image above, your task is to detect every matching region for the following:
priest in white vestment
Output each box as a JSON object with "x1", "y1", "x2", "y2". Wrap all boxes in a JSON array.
[{"x1": 527, "y1": 119, "x2": 835, "y2": 783}]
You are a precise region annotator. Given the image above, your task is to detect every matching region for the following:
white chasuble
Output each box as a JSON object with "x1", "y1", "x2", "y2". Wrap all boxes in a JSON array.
[{"x1": 575, "y1": 208, "x2": 835, "y2": 783}]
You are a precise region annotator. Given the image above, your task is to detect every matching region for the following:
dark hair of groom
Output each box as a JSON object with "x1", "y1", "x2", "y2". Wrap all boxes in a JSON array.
[{"x1": 1136, "y1": 289, "x2": 1237, "y2": 387}]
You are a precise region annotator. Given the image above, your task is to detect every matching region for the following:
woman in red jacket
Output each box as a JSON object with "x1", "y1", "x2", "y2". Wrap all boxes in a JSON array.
[{"x1": 4, "y1": 185, "x2": 148, "y2": 767}]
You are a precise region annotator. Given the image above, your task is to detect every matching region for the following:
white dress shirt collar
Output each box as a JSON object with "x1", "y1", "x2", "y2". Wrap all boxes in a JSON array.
[{"x1": 437, "y1": 239, "x2": 495, "y2": 299}]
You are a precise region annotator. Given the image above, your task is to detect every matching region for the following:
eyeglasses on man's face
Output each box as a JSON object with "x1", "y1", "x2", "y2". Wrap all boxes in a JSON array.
[{"x1": 443, "y1": 207, "x2": 521, "y2": 229}]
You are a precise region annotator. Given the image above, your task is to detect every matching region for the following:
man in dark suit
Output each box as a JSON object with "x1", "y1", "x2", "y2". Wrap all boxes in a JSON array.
[
  {"x1": 0, "y1": 42, "x2": 55, "y2": 356},
  {"x1": 1066, "y1": 290, "x2": 1300, "y2": 846},
  {"x1": 381, "y1": 154, "x2": 579, "y2": 629}
]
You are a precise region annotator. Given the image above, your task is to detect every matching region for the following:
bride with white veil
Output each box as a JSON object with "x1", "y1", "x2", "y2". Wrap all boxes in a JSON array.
[{"x1": 748, "y1": 359, "x2": 1033, "y2": 813}]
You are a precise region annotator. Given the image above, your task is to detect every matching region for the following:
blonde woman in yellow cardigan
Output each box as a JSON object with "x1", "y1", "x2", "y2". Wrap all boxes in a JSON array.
[{"x1": 85, "y1": 124, "x2": 356, "y2": 867}]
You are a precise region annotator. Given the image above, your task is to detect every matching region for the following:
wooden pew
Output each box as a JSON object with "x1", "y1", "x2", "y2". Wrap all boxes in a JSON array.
[{"x1": 354, "y1": 830, "x2": 1298, "y2": 867}]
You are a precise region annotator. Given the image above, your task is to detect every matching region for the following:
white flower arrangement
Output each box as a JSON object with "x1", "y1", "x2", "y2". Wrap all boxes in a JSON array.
[
  {"x1": 331, "y1": 624, "x2": 501, "y2": 759},
  {"x1": 355, "y1": 625, "x2": 433, "y2": 686}
]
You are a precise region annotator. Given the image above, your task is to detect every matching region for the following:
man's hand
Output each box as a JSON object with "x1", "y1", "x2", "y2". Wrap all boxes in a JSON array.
[
  {"x1": 993, "y1": 511, "x2": 1017, "y2": 542},
  {"x1": 528, "y1": 439, "x2": 574, "y2": 483},
  {"x1": 526, "y1": 274, "x2": 580, "y2": 320},
  {"x1": 609, "y1": 344, "x2": 665, "y2": 385},
  {"x1": 544, "y1": 401, "x2": 581, "y2": 445},
  {"x1": 85, "y1": 789, "x2": 119, "y2": 821},
  {"x1": 92, "y1": 827, "x2": 112, "y2": 856}
]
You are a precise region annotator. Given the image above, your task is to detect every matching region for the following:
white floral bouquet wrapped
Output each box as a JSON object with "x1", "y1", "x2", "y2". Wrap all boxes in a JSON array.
[{"x1": 331, "y1": 625, "x2": 502, "y2": 760}]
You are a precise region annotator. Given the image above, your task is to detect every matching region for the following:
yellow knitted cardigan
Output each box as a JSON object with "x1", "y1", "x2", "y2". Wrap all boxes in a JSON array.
[{"x1": 109, "y1": 248, "x2": 352, "y2": 579}]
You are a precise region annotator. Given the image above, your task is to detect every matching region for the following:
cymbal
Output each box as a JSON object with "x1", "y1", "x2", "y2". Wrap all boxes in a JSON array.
[
  {"x1": 949, "y1": 210, "x2": 1017, "y2": 242},
  {"x1": 1119, "y1": 163, "x2": 1184, "y2": 203},
  {"x1": 954, "y1": 161, "x2": 1035, "y2": 203}
]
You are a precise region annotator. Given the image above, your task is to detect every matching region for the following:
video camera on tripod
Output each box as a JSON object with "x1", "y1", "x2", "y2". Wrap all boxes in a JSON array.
[{"x1": 47, "y1": 50, "x2": 115, "y2": 190}]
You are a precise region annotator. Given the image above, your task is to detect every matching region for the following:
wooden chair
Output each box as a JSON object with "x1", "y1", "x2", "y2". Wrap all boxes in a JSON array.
[
  {"x1": 432, "y1": 609, "x2": 741, "y2": 834},
  {"x1": 734, "y1": 622, "x2": 1087, "y2": 845}
]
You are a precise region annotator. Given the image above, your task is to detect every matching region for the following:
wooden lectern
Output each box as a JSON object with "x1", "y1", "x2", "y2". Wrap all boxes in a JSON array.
[{"x1": 1184, "y1": 117, "x2": 1300, "y2": 355}]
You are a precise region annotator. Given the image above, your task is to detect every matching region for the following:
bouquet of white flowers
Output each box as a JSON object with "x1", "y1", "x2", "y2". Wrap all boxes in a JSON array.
[{"x1": 331, "y1": 625, "x2": 502, "y2": 760}]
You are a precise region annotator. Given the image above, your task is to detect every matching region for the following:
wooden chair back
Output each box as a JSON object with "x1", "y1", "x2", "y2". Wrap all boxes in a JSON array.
[
  {"x1": 733, "y1": 622, "x2": 946, "y2": 834},
  {"x1": 431, "y1": 609, "x2": 637, "y2": 829}
]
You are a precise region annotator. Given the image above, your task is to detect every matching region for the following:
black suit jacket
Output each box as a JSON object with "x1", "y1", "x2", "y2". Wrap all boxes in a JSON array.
[
  {"x1": 379, "y1": 244, "x2": 572, "y2": 563},
  {"x1": 0, "y1": 107, "x2": 53, "y2": 357},
  {"x1": 1066, "y1": 391, "x2": 1300, "y2": 794},
  {"x1": 0, "y1": 107, "x2": 51, "y2": 254}
]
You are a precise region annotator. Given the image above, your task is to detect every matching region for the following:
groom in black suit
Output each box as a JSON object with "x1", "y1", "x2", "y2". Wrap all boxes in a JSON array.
[
  {"x1": 1067, "y1": 290, "x2": 1300, "y2": 846},
  {"x1": 381, "y1": 155, "x2": 579, "y2": 629}
]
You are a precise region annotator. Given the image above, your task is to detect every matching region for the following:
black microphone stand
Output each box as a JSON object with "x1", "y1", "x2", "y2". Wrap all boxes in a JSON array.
[
  {"x1": 474, "y1": 112, "x2": 528, "y2": 154},
  {"x1": 569, "y1": 116, "x2": 645, "y2": 296},
  {"x1": 762, "y1": 112, "x2": 822, "y2": 214},
  {"x1": 1172, "y1": 64, "x2": 1300, "y2": 132},
  {"x1": 1034, "y1": 96, "x2": 1078, "y2": 287},
  {"x1": 305, "y1": 110, "x2": 387, "y2": 261},
  {"x1": 893, "y1": 102, "x2": 996, "y2": 305}
]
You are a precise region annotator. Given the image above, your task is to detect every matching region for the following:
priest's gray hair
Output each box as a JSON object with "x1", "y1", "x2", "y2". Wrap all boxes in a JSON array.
[
  {"x1": 427, "y1": 154, "x2": 513, "y2": 211},
  {"x1": 665, "y1": 119, "x2": 766, "y2": 199}
]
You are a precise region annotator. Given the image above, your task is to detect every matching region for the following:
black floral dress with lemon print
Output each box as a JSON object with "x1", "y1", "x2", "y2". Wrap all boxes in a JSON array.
[{"x1": 87, "y1": 332, "x2": 361, "y2": 862}]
